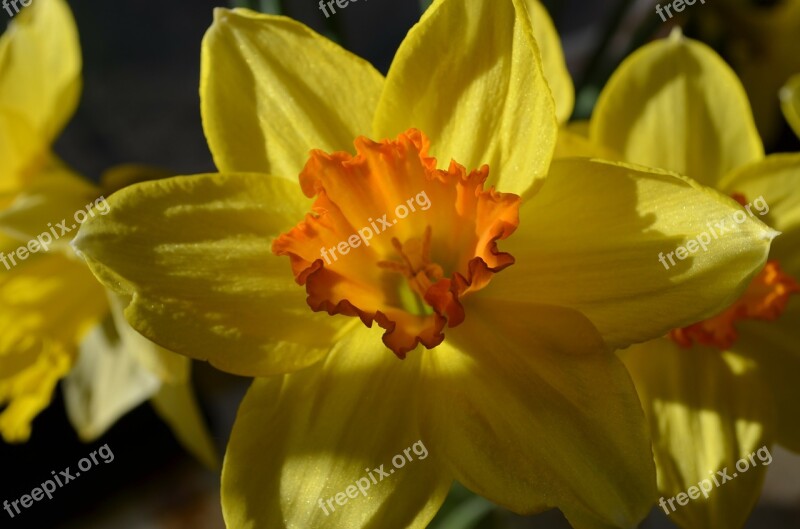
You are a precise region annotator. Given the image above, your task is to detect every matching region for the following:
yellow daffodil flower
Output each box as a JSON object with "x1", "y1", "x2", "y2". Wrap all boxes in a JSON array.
[
  {"x1": 0, "y1": 0, "x2": 216, "y2": 467},
  {"x1": 538, "y1": 29, "x2": 800, "y2": 529},
  {"x1": 73, "y1": 1, "x2": 777, "y2": 527}
]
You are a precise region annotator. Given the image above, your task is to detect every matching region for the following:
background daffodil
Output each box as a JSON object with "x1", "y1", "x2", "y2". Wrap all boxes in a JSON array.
[
  {"x1": 73, "y1": 1, "x2": 777, "y2": 528},
  {"x1": 0, "y1": 0, "x2": 216, "y2": 468},
  {"x1": 579, "y1": 31, "x2": 800, "y2": 529}
]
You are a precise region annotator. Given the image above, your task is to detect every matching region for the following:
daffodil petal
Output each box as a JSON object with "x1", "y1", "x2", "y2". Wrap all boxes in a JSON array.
[
  {"x1": 719, "y1": 153, "x2": 800, "y2": 278},
  {"x1": 0, "y1": 251, "x2": 107, "y2": 442},
  {"x1": 0, "y1": 0, "x2": 81, "y2": 143},
  {"x1": 151, "y1": 364, "x2": 220, "y2": 470},
  {"x1": 62, "y1": 314, "x2": 161, "y2": 441},
  {"x1": 0, "y1": 340, "x2": 70, "y2": 442},
  {"x1": 525, "y1": 0, "x2": 573, "y2": 124},
  {"x1": 372, "y1": 0, "x2": 556, "y2": 195},
  {"x1": 72, "y1": 173, "x2": 347, "y2": 377},
  {"x1": 621, "y1": 339, "x2": 774, "y2": 529},
  {"x1": 200, "y1": 8, "x2": 383, "y2": 176},
  {"x1": 0, "y1": 109, "x2": 45, "y2": 196},
  {"x1": 780, "y1": 74, "x2": 800, "y2": 139},
  {"x1": 422, "y1": 299, "x2": 655, "y2": 529},
  {"x1": 487, "y1": 158, "x2": 776, "y2": 350},
  {"x1": 736, "y1": 301, "x2": 800, "y2": 452},
  {"x1": 100, "y1": 163, "x2": 175, "y2": 195},
  {"x1": 108, "y1": 292, "x2": 218, "y2": 466},
  {"x1": 554, "y1": 127, "x2": 621, "y2": 160},
  {"x1": 591, "y1": 33, "x2": 763, "y2": 187},
  {"x1": 64, "y1": 291, "x2": 218, "y2": 465},
  {"x1": 0, "y1": 161, "x2": 100, "y2": 249},
  {"x1": 0, "y1": 251, "x2": 106, "y2": 351},
  {"x1": 222, "y1": 324, "x2": 450, "y2": 529},
  {"x1": 106, "y1": 292, "x2": 187, "y2": 385},
  {"x1": 554, "y1": 120, "x2": 622, "y2": 160}
]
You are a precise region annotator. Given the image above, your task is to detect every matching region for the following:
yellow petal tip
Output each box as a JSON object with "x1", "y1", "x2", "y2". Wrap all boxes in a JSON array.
[
  {"x1": 765, "y1": 228, "x2": 781, "y2": 242},
  {"x1": 213, "y1": 7, "x2": 231, "y2": 23}
]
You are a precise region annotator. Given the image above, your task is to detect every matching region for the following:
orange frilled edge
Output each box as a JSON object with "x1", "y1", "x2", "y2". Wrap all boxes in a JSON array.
[
  {"x1": 669, "y1": 261, "x2": 799, "y2": 349},
  {"x1": 272, "y1": 129, "x2": 521, "y2": 358}
]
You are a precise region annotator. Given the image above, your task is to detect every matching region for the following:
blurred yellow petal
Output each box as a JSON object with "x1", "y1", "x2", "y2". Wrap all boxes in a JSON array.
[
  {"x1": 554, "y1": 120, "x2": 622, "y2": 160},
  {"x1": 373, "y1": 0, "x2": 556, "y2": 195},
  {"x1": 736, "y1": 301, "x2": 800, "y2": 452},
  {"x1": 0, "y1": 161, "x2": 101, "y2": 250},
  {"x1": 108, "y1": 292, "x2": 217, "y2": 466},
  {"x1": 107, "y1": 292, "x2": 186, "y2": 384},
  {"x1": 566, "y1": 119, "x2": 589, "y2": 137},
  {"x1": 65, "y1": 292, "x2": 219, "y2": 467},
  {"x1": 525, "y1": 0, "x2": 573, "y2": 124},
  {"x1": 222, "y1": 324, "x2": 450, "y2": 529},
  {"x1": 719, "y1": 153, "x2": 800, "y2": 278},
  {"x1": 621, "y1": 340, "x2": 774, "y2": 529},
  {"x1": 200, "y1": 8, "x2": 383, "y2": 176},
  {"x1": 62, "y1": 314, "x2": 161, "y2": 441},
  {"x1": 0, "y1": 0, "x2": 81, "y2": 143},
  {"x1": 151, "y1": 363, "x2": 219, "y2": 470},
  {"x1": 0, "y1": 340, "x2": 70, "y2": 442},
  {"x1": 424, "y1": 300, "x2": 655, "y2": 528},
  {"x1": 100, "y1": 163, "x2": 175, "y2": 195},
  {"x1": 486, "y1": 158, "x2": 776, "y2": 350},
  {"x1": 591, "y1": 33, "x2": 763, "y2": 188},
  {"x1": 554, "y1": 127, "x2": 621, "y2": 160},
  {"x1": 0, "y1": 251, "x2": 106, "y2": 351},
  {"x1": 73, "y1": 173, "x2": 347, "y2": 377},
  {"x1": 0, "y1": 251, "x2": 107, "y2": 441},
  {"x1": 0, "y1": 109, "x2": 46, "y2": 196},
  {"x1": 780, "y1": 74, "x2": 800, "y2": 139}
]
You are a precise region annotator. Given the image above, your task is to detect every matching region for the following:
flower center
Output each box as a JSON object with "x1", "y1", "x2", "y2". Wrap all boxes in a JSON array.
[
  {"x1": 272, "y1": 129, "x2": 520, "y2": 358},
  {"x1": 668, "y1": 193, "x2": 799, "y2": 349},
  {"x1": 377, "y1": 227, "x2": 444, "y2": 315}
]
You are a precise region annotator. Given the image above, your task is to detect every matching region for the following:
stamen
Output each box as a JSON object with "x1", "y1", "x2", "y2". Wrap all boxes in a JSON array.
[{"x1": 378, "y1": 226, "x2": 444, "y2": 302}]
